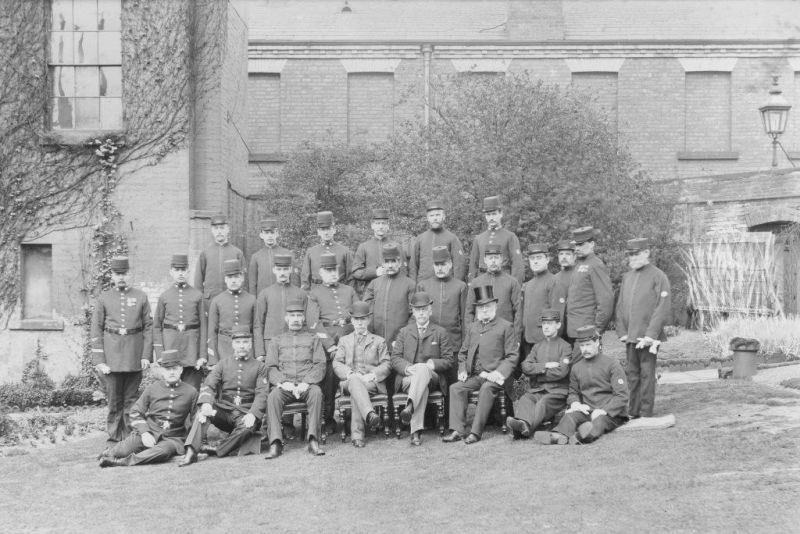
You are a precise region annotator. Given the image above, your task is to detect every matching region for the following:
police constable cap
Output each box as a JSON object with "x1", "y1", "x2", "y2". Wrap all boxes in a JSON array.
[
  {"x1": 473, "y1": 285, "x2": 497, "y2": 306},
  {"x1": 410, "y1": 291, "x2": 434, "y2": 308},
  {"x1": 170, "y1": 254, "x2": 188, "y2": 268},
  {"x1": 316, "y1": 211, "x2": 334, "y2": 228},
  {"x1": 625, "y1": 238, "x2": 650, "y2": 253},
  {"x1": 540, "y1": 308, "x2": 561, "y2": 322},
  {"x1": 556, "y1": 239, "x2": 576, "y2": 251},
  {"x1": 260, "y1": 217, "x2": 278, "y2": 231},
  {"x1": 432, "y1": 245, "x2": 451, "y2": 263},
  {"x1": 571, "y1": 226, "x2": 597, "y2": 244},
  {"x1": 223, "y1": 259, "x2": 243, "y2": 276},
  {"x1": 110, "y1": 256, "x2": 129, "y2": 273},
  {"x1": 526, "y1": 243, "x2": 549, "y2": 256},
  {"x1": 285, "y1": 298, "x2": 305, "y2": 313},
  {"x1": 158, "y1": 349, "x2": 182, "y2": 368},
  {"x1": 274, "y1": 254, "x2": 292, "y2": 267},
  {"x1": 320, "y1": 253, "x2": 338, "y2": 269},
  {"x1": 231, "y1": 325, "x2": 252, "y2": 339},
  {"x1": 382, "y1": 243, "x2": 401, "y2": 260},
  {"x1": 371, "y1": 208, "x2": 389, "y2": 220},
  {"x1": 484, "y1": 243, "x2": 503, "y2": 256},
  {"x1": 210, "y1": 213, "x2": 228, "y2": 226},
  {"x1": 482, "y1": 196, "x2": 502, "y2": 212},
  {"x1": 425, "y1": 199, "x2": 445, "y2": 212},
  {"x1": 575, "y1": 325, "x2": 601, "y2": 342},
  {"x1": 350, "y1": 301, "x2": 371, "y2": 318}
]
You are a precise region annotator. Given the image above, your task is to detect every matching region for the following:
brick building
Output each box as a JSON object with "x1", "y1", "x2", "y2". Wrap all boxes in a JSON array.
[{"x1": 3, "y1": 0, "x2": 800, "y2": 381}]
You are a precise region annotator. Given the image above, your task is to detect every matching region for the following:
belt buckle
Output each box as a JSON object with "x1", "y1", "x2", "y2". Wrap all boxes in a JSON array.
[
  {"x1": 161, "y1": 420, "x2": 170, "y2": 430},
  {"x1": 234, "y1": 395, "x2": 242, "y2": 406},
  {"x1": 119, "y1": 327, "x2": 127, "y2": 335},
  {"x1": 177, "y1": 323, "x2": 186, "y2": 332}
]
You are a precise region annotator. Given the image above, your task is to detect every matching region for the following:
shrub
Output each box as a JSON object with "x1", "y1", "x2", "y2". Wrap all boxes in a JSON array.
[
  {"x1": 703, "y1": 316, "x2": 800, "y2": 360},
  {"x1": 0, "y1": 383, "x2": 53, "y2": 411}
]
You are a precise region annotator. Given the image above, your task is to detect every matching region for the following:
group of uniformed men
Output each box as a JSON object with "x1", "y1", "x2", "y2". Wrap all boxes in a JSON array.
[{"x1": 93, "y1": 195, "x2": 671, "y2": 468}]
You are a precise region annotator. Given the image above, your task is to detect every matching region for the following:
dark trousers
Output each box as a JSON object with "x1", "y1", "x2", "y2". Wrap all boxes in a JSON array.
[
  {"x1": 105, "y1": 371, "x2": 142, "y2": 442},
  {"x1": 626, "y1": 343, "x2": 657, "y2": 417},
  {"x1": 553, "y1": 411, "x2": 622, "y2": 443},
  {"x1": 185, "y1": 406, "x2": 261, "y2": 457},
  {"x1": 107, "y1": 432, "x2": 182, "y2": 465},
  {"x1": 515, "y1": 391, "x2": 566, "y2": 430},
  {"x1": 322, "y1": 361, "x2": 337, "y2": 425},
  {"x1": 448, "y1": 376, "x2": 504, "y2": 437},
  {"x1": 181, "y1": 366, "x2": 204, "y2": 392},
  {"x1": 266, "y1": 386, "x2": 323, "y2": 444}
]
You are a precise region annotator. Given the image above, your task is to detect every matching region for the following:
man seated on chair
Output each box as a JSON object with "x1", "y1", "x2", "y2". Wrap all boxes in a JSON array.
[
  {"x1": 506, "y1": 308, "x2": 572, "y2": 439},
  {"x1": 534, "y1": 325, "x2": 629, "y2": 445},
  {"x1": 391, "y1": 291, "x2": 455, "y2": 446},
  {"x1": 444, "y1": 286, "x2": 519, "y2": 445},
  {"x1": 98, "y1": 350, "x2": 197, "y2": 467},
  {"x1": 264, "y1": 298, "x2": 327, "y2": 459},
  {"x1": 180, "y1": 325, "x2": 268, "y2": 466},
  {"x1": 332, "y1": 301, "x2": 391, "y2": 448}
]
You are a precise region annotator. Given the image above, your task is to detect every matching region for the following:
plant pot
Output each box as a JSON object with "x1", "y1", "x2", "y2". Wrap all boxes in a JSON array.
[{"x1": 730, "y1": 337, "x2": 760, "y2": 380}]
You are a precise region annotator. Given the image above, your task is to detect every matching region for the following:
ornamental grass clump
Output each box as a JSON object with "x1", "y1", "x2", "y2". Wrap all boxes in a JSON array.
[{"x1": 703, "y1": 316, "x2": 800, "y2": 361}]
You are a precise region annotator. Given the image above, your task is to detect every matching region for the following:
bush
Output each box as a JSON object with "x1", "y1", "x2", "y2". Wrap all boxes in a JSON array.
[{"x1": 703, "y1": 316, "x2": 800, "y2": 360}]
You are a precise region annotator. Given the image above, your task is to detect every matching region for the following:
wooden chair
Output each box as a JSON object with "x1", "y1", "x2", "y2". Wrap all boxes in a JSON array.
[
  {"x1": 468, "y1": 390, "x2": 509, "y2": 433},
  {"x1": 281, "y1": 401, "x2": 327, "y2": 444},
  {"x1": 335, "y1": 393, "x2": 391, "y2": 442},
  {"x1": 391, "y1": 390, "x2": 445, "y2": 438}
]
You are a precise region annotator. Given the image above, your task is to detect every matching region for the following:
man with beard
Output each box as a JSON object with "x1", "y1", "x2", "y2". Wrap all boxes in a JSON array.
[
  {"x1": 465, "y1": 243, "x2": 522, "y2": 340},
  {"x1": 207, "y1": 259, "x2": 256, "y2": 363},
  {"x1": 408, "y1": 199, "x2": 466, "y2": 283},
  {"x1": 468, "y1": 196, "x2": 524, "y2": 284},
  {"x1": 194, "y1": 214, "x2": 245, "y2": 312},
  {"x1": 566, "y1": 226, "x2": 613, "y2": 338}
]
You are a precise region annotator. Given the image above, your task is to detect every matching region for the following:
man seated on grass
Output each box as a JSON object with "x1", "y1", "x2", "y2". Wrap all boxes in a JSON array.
[
  {"x1": 98, "y1": 350, "x2": 197, "y2": 467},
  {"x1": 534, "y1": 325, "x2": 628, "y2": 445},
  {"x1": 506, "y1": 309, "x2": 572, "y2": 439},
  {"x1": 179, "y1": 326, "x2": 269, "y2": 466}
]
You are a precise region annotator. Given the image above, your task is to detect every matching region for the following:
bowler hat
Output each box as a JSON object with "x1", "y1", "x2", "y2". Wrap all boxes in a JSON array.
[
  {"x1": 625, "y1": 238, "x2": 650, "y2": 253},
  {"x1": 210, "y1": 214, "x2": 228, "y2": 226},
  {"x1": 110, "y1": 257, "x2": 129, "y2": 273},
  {"x1": 170, "y1": 254, "x2": 188, "y2": 268},
  {"x1": 425, "y1": 199, "x2": 445, "y2": 212},
  {"x1": 472, "y1": 285, "x2": 497, "y2": 306},
  {"x1": 526, "y1": 243, "x2": 549, "y2": 256},
  {"x1": 382, "y1": 243, "x2": 401, "y2": 260},
  {"x1": 371, "y1": 208, "x2": 390, "y2": 220},
  {"x1": 316, "y1": 211, "x2": 334, "y2": 228},
  {"x1": 231, "y1": 325, "x2": 252, "y2": 339},
  {"x1": 432, "y1": 245, "x2": 451, "y2": 263},
  {"x1": 158, "y1": 349, "x2": 182, "y2": 368},
  {"x1": 274, "y1": 254, "x2": 292, "y2": 267},
  {"x1": 319, "y1": 253, "x2": 338, "y2": 269},
  {"x1": 223, "y1": 259, "x2": 243, "y2": 276},
  {"x1": 482, "y1": 196, "x2": 502, "y2": 212},
  {"x1": 260, "y1": 218, "x2": 278, "y2": 231},
  {"x1": 484, "y1": 243, "x2": 503, "y2": 256},
  {"x1": 350, "y1": 301, "x2": 371, "y2": 318},
  {"x1": 285, "y1": 298, "x2": 305, "y2": 313},
  {"x1": 575, "y1": 325, "x2": 600, "y2": 342},
  {"x1": 410, "y1": 292, "x2": 434, "y2": 308},
  {"x1": 571, "y1": 226, "x2": 597, "y2": 244},
  {"x1": 540, "y1": 308, "x2": 561, "y2": 322},
  {"x1": 556, "y1": 239, "x2": 576, "y2": 251}
]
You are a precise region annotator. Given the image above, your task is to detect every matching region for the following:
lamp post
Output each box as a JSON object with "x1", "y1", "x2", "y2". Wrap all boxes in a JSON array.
[{"x1": 759, "y1": 76, "x2": 792, "y2": 168}]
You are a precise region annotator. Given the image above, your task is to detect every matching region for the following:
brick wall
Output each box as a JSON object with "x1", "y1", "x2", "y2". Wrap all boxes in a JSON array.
[
  {"x1": 348, "y1": 72, "x2": 394, "y2": 145},
  {"x1": 247, "y1": 73, "x2": 280, "y2": 153},
  {"x1": 684, "y1": 72, "x2": 731, "y2": 151},
  {"x1": 571, "y1": 72, "x2": 619, "y2": 135}
]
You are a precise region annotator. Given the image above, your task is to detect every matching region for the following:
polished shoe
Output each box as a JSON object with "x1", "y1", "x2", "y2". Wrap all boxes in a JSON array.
[
  {"x1": 464, "y1": 433, "x2": 481, "y2": 445},
  {"x1": 177, "y1": 447, "x2": 198, "y2": 467},
  {"x1": 98, "y1": 456, "x2": 127, "y2": 468},
  {"x1": 352, "y1": 439, "x2": 366, "y2": 448},
  {"x1": 307, "y1": 438, "x2": 326, "y2": 456},
  {"x1": 533, "y1": 431, "x2": 569, "y2": 445},
  {"x1": 442, "y1": 430, "x2": 462, "y2": 443},
  {"x1": 366, "y1": 411, "x2": 381, "y2": 431},
  {"x1": 282, "y1": 423, "x2": 296, "y2": 441},
  {"x1": 399, "y1": 402, "x2": 414, "y2": 426},
  {"x1": 506, "y1": 417, "x2": 531, "y2": 438},
  {"x1": 198, "y1": 444, "x2": 217, "y2": 456},
  {"x1": 576, "y1": 422, "x2": 594, "y2": 443},
  {"x1": 264, "y1": 441, "x2": 283, "y2": 460},
  {"x1": 410, "y1": 432, "x2": 422, "y2": 446}
]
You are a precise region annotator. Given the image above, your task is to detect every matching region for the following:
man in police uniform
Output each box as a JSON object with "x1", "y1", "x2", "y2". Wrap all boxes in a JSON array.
[
  {"x1": 180, "y1": 326, "x2": 269, "y2": 466},
  {"x1": 466, "y1": 243, "x2": 522, "y2": 339},
  {"x1": 351, "y1": 208, "x2": 405, "y2": 296},
  {"x1": 566, "y1": 226, "x2": 614, "y2": 337},
  {"x1": 153, "y1": 254, "x2": 207, "y2": 391},
  {"x1": 364, "y1": 243, "x2": 416, "y2": 348},
  {"x1": 615, "y1": 238, "x2": 672, "y2": 419},
  {"x1": 520, "y1": 243, "x2": 558, "y2": 356},
  {"x1": 264, "y1": 298, "x2": 328, "y2": 459},
  {"x1": 444, "y1": 286, "x2": 519, "y2": 444},
  {"x1": 391, "y1": 292, "x2": 455, "y2": 446},
  {"x1": 307, "y1": 252, "x2": 357, "y2": 434},
  {"x1": 91, "y1": 256, "x2": 153, "y2": 445},
  {"x1": 99, "y1": 349, "x2": 197, "y2": 467},
  {"x1": 552, "y1": 239, "x2": 577, "y2": 344},
  {"x1": 408, "y1": 199, "x2": 466, "y2": 283},
  {"x1": 506, "y1": 309, "x2": 572, "y2": 438},
  {"x1": 300, "y1": 211, "x2": 353, "y2": 291},
  {"x1": 468, "y1": 196, "x2": 524, "y2": 284},
  {"x1": 207, "y1": 259, "x2": 256, "y2": 363},
  {"x1": 194, "y1": 213, "x2": 245, "y2": 312},
  {"x1": 332, "y1": 301, "x2": 391, "y2": 448},
  {"x1": 248, "y1": 217, "x2": 299, "y2": 296},
  {"x1": 534, "y1": 325, "x2": 628, "y2": 445},
  {"x1": 254, "y1": 253, "x2": 307, "y2": 361}
]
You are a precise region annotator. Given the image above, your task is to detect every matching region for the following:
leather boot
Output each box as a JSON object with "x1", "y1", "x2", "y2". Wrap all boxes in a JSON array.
[
  {"x1": 178, "y1": 447, "x2": 198, "y2": 467},
  {"x1": 98, "y1": 456, "x2": 127, "y2": 468},
  {"x1": 307, "y1": 437, "x2": 326, "y2": 456},
  {"x1": 264, "y1": 440, "x2": 283, "y2": 460}
]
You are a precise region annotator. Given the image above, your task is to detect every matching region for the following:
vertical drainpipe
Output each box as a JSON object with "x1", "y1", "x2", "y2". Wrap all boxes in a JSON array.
[{"x1": 422, "y1": 43, "x2": 432, "y2": 126}]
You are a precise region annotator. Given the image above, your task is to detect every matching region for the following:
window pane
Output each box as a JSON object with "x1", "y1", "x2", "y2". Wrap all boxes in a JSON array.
[
  {"x1": 98, "y1": 31, "x2": 121, "y2": 63},
  {"x1": 75, "y1": 66, "x2": 99, "y2": 96},
  {"x1": 73, "y1": 0, "x2": 98, "y2": 31},
  {"x1": 50, "y1": 32, "x2": 74, "y2": 64},
  {"x1": 97, "y1": 0, "x2": 121, "y2": 31},
  {"x1": 51, "y1": 0, "x2": 73, "y2": 31},
  {"x1": 51, "y1": 97, "x2": 75, "y2": 129},
  {"x1": 75, "y1": 97, "x2": 100, "y2": 128},
  {"x1": 74, "y1": 32, "x2": 98, "y2": 64},
  {"x1": 99, "y1": 66, "x2": 120, "y2": 96},
  {"x1": 100, "y1": 98, "x2": 122, "y2": 129},
  {"x1": 22, "y1": 245, "x2": 53, "y2": 320},
  {"x1": 51, "y1": 66, "x2": 75, "y2": 97}
]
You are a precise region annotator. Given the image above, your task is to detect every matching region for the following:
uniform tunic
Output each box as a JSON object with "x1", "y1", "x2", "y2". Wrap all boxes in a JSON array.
[
  {"x1": 351, "y1": 236, "x2": 400, "y2": 283},
  {"x1": 465, "y1": 271, "x2": 522, "y2": 339},
  {"x1": 253, "y1": 283, "x2": 307, "y2": 360},
  {"x1": 566, "y1": 352, "x2": 629, "y2": 418},
  {"x1": 91, "y1": 286, "x2": 154, "y2": 371},
  {"x1": 207, "y1": 289, "x2": 256, "y2": 363},
  {"x1": 248, "y1": 245, "x2": 300, "y2": 296},
  {"x1": 307, "y1": 283, "x2": 357, "y2": 335},
  {"x1": 152, "y1": 283, "x2": 206, "y2": 366},
  {"x1": 194, "y1": 242, "x2": 245, "y2": 306},
  {"x1": 364, "y1": 274, "x2": 416, "y2": 345},
  {"x1": 300, "y1": 241, "x2": 353, "y2": 290},
  {"x1": 468, "y1": 227, "x2": 524, "y2": 284},
  {"x1": 521, "y1": 270, "x2": 558, "y2": 345},
  {"x1": 552, "y1": 267, "x2": 573, "y2": 337},
  {"x1": 408, "y1": 228, "x2": 466, "y2": 282},
  {"x1": 416, "y1": 275, "x2": 468, "y2": 352},
  {"x1": 266, "y1": 329, "x2": 327, "y2": 386},
  {"x1": 515, "y1": 336, "x2": 573, "y2": 429},
  {"x1": 566, "y1": 252, "x2": 614, "y2": 337}
]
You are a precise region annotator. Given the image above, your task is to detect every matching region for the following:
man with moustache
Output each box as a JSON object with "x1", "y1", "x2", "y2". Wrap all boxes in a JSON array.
[
  {"x1": 552, "y1": 239, "x2": 577, "y2": 344},
  {"x1": 363, "y1": 243, "x2": 416, "y2": 348},
  {"x1": 465, "y1": 244, "x2": 522, "y2": 340},
  {"x1": 248, "y1": 217, "x2": 299, "y2": 296},
  {"x1": 301, "y1": 211, "x2": 353, "y2": 291},
  {"x1": 468, "y1": 196, "x2": 524, "y2": 284},
  {"x1": 351, "y1": 208, "x2": 405, "y2": 296},
  {"x1": 408, "y1": 199, "x2": 466, "y2": 283},
  {"x1": 194, "y1": 214, "x2": 245, "y2": 312},
  {"x1": 207, "y1": 259, "x2": 256, "y2": 363},
  {"x1": 566, "y1": 226, "x2": 613, "y2": 338},
  {"x1": 520, "y1": 243, "x2": 558, "y2": 357}
]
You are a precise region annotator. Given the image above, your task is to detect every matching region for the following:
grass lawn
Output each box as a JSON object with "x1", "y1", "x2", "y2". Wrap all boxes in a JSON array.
[{"x1": 1, "y1": 380, "x2": 799, "y2": 533}]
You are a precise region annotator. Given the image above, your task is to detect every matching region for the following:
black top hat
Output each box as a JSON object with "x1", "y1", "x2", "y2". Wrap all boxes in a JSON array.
[{"x1": 472, "y1": 285, "x2": 497, "y2": 306}]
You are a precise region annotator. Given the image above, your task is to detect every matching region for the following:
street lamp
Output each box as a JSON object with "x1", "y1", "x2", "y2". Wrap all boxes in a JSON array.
[{"x1": 759, "y1": 76, "x2": 792, "y2": 168}]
